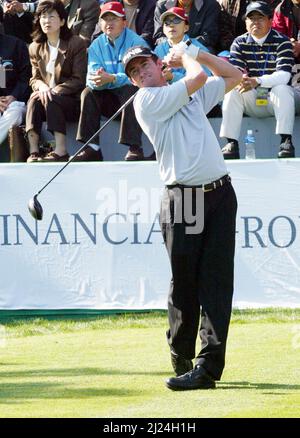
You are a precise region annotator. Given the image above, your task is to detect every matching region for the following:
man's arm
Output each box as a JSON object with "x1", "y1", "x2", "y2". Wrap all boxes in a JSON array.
[
  {"x1": 166, "y1": 43, "x2": 242, "y2": 94},
  {"x1": 181, "y1": 54, "x2": 208, "y2": 96},
  {"x1": 195, "y1": 50, "x2": 242, "y2": 93}
]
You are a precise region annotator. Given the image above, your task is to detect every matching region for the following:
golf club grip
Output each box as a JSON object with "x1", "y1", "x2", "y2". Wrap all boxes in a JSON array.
[{"x1": 37, "y1": 91, "x2": 138, "y2": 196}]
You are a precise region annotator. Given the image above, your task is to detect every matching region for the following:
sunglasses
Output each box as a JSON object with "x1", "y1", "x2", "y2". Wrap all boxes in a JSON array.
[{"x1": 163, "y1": 16, "x2": 185, "y2": 26}]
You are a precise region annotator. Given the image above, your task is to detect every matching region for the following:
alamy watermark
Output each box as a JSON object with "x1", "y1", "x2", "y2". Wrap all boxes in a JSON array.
[{"x1": 95, "y1": 180, "x2": 205, "y2": 234}]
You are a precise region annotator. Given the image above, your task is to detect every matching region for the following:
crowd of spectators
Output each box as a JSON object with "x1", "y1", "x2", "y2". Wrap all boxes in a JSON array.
[{"x1": 0, "y1": 0, "x2": 299, "y2": 161}]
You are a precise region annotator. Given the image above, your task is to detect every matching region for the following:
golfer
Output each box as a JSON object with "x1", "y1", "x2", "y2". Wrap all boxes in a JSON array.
[{"x1": 122, "y1": 43, "x2": 242, "y2": 390}]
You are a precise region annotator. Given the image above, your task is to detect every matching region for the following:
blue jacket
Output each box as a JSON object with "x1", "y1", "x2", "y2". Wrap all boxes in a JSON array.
[
  {"x1": 154, "y1": 35, "x2": 212, "y2": 83},
  {"x1": 87, "y1": 28, "x2": 149, "y2": 90}
]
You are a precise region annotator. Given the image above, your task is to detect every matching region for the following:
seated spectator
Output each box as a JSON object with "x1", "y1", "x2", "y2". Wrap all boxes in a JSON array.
[
  {"x1": 26, "y1": 0, "x2": 87, "y2": 162},
  {"x1": 154, "y1": 6, "x2": 211, "y2": 83},
  {"x1": 153, "y1": 0, "x2": 221, "y2": 53},
  {"x1": 12, "y1": 0, "x2": 100, "y2": 46},
  {"x1": 2, "y1": 0, "x2": 36, "y2": 43},
  {"x1": 98, "y1": 0, "x2": 156, "y2": 48},
  {"x1": 74, "y1": 1, "x2": 149, "y2": 161},
  {"x1": 0, "y1": 5, "x2": 31, "y2": 146},
  {"x1": 220, "y1": 1, "x2": 295, "y2": 159},
  {"x1": 272, "y1": 0, "x2": 300, "y2": 114}
]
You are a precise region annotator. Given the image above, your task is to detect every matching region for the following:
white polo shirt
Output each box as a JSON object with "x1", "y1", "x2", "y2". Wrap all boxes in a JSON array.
[{"x1": 133, "y1": 77, "x2": 228, "y2": 186}]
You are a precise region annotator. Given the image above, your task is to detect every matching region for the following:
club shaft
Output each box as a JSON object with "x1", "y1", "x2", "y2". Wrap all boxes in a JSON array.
[{"x1": 36, "y1": 91, "x2": 137, "y2": 196}]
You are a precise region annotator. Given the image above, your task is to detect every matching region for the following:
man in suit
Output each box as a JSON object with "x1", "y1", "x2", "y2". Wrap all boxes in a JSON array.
[{"x1": 0, "y1": 6, "x2": 31, "y2": 146}]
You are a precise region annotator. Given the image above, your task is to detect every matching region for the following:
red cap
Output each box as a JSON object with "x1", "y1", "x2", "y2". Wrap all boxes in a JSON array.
[
  {"x1": 100, "y1": 2, "x2": 126, "y2": 18},
  {"x1": 161, "y1": 7, "x2": 189, "y2": 23}
]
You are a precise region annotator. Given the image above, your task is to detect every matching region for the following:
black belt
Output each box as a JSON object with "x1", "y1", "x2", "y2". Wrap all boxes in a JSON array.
[{"x1": 167, "y1": 175, "x2": 231, "y2": 192}]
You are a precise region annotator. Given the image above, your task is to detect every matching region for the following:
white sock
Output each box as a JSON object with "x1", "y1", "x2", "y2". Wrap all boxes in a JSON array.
[{"x1": 89, "y1": 143, "x2": 100, "y2": 151}]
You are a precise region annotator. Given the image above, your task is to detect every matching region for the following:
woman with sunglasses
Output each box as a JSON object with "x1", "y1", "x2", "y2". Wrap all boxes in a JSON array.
[{"x1": 155, "y1": 7, "x2": 211, "y2": 83}]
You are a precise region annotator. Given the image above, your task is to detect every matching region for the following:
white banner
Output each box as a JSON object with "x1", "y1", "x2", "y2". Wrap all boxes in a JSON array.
[{"x1": 1, "y1": 160, "x2": 300, "y2": 310}]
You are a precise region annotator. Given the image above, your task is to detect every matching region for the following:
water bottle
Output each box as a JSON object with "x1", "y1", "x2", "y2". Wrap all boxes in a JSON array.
[{"x1": 245, "y1": 129, "x2": 256, "y2": 160}]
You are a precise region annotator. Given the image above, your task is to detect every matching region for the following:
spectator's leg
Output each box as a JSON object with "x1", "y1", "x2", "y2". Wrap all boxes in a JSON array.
[
  {"x1": 269, "y1": 85, "x2": 295, "y2": 136},
  {"x1": 0, "y1": 101, "x2": 25, "y2": 144},
  {"x1": 76, "y1": 87, "x2": 116, "y2": 145},
  {"x1": 115, "y1": 85, "x2": 143, "y2": 160},
  {"x1": 220, "y1": 88, "x2": 245, "y2": 141},
  {"x1": 45, "y1": 94, "x2": 79, "y2": 156},
  {"x1": 26, "y1": 97, "x2": 45, "y2": 155}
]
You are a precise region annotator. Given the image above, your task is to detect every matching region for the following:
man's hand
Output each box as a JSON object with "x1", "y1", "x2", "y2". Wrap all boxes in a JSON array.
[
  {"x1": 0, "y1": 95, "x2": 16, "y2": 112},
  {"x1": 3, "y1": 1, "x2": 16, "y2": 14},
  {"x1": 89, "y1": 68, "x2": 115, "y2": 87},
  {"x1": 237, "y1": 74, "x2": 258, "y2": 93},
  {"x1": 9, "y1": 1, "x2": 26, "y2": 13},
  {"x1": 163, "y1": 48, "x2": 184, "y2": 69}
]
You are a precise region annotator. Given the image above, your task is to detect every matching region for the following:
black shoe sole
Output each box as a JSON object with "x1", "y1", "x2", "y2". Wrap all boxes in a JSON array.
[
  {"x1": 223, "y1": 154, "x2": 240, "y2": 160},
  {"x1": 165, "y1": 380, "x2": 216, "y2": 391}
]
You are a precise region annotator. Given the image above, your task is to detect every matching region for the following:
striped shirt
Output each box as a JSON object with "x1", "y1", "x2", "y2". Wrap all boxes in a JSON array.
[{"x1": 229, "y1": 29, "x2": 294, "y2": 78}]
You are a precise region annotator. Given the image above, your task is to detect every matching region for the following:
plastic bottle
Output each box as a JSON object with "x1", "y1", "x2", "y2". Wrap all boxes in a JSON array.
[{"x1": 245, "y1": 129, "x2": 256, "y2": 160}]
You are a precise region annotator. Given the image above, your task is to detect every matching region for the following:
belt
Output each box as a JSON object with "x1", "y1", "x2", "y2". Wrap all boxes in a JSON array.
[{"x1": 167, "y1": 175, "x2": 231, "y2": 192}]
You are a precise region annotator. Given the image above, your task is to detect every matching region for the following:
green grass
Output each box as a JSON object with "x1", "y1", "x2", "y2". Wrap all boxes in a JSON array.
[{"x1": 0, "y1": 309, "x2": 300, "y2": 418}]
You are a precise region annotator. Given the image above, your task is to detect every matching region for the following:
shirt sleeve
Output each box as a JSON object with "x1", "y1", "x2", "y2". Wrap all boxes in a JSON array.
[
  {"x1": 134, "y1": 79, "x2": 190, "y2": 122},
  {"x1": 194, "y1": 76, "x2": 225, "y2": 114}
]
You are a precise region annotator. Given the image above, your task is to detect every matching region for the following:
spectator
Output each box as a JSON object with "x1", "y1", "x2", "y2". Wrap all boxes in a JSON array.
[
  {"x1": 2, "y1": 0, "x2": 36, "y2": 43},
  {"x1": 153, "y1": 0, "x2": 221, "y2": 53},
  {"x1": 0, "y1": 5, "x2": 31, "y2": 146},
  {"x1": 94, "y1": 1, "x2": 156, "y2": 48},
  {"x1": 26, "y1": 0, "x2": 87, "y2": 162},
  {"x1": 220, "y1": 1, "x2": 295, "y2": 159},
  {"x1": 74, "y1": 1, "x2": 149, "y2": 161},
  {"x1": 272, "y1": 0, "x2": 300, "y2": 114},
  {"x1": 11, "y1": 0, "x2": 100, "y2": 45},
  {"x1": 154, "y1": 6, "x2": 211, "y2": 83}
]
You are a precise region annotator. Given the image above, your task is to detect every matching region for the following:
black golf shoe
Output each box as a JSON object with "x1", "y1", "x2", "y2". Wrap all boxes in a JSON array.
[
  {"x1": 166, "y1": 365, "x2": 216, "y2": 391},
  {"x1": 278, "y1": 139, "x2": 295, "y2": 158},
  {"x1": 221, "y1": 142, "x2": 240, "y2": 160}
]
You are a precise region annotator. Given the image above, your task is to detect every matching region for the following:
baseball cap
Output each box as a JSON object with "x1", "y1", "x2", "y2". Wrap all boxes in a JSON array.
[
  {"x1": 100, "y1": 1, "x2": 125, "y2": 18},
  {"x1": 161, "y1": 7, "x2": 189, "y2": 23},
  {"x1": 244, "y1": 1, "x2": 272, "y2": 19},
  {"x1": 123, "y1": 46, "x2": 157, "y2": 76}
]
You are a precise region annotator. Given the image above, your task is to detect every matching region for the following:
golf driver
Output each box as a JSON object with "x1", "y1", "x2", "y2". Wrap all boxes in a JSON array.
[{"x1": 28, "y1": 91, "x2": 137, "y2": 221}]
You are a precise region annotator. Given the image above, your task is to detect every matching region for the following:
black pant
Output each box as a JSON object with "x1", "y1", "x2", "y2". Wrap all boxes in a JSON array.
[
  {"x1": 26, "y1": 94, "x2": 80, "y2": 136},
  {"x1": 76, "y1": 85, "x2": 142, "y2": 147},
  {"x1": 159, "y1": 180, "x2": 237, "y2": 380}
]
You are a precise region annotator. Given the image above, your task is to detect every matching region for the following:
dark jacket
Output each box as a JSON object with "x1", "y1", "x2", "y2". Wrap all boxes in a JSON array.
[
  {"x1": 0, "y1": 33, "x2": 31, "y2": 102},
  {"x1": 29, "y1": 35, "x2": 87, "y2": 98},
  {"x1": 153, "y1": 0, "x2": 221, "y2": 53},
  {"x1": 2, "y1": 0, "x2": 34, "y2": 43},
  {"x1": 66, "y1": 0, "x2": 100, "y2": 43}
]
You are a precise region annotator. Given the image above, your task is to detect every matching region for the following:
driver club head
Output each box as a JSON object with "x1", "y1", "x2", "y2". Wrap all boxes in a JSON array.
[{"x1": 28, "y1": 195, "x2": 43, "y2": 221}]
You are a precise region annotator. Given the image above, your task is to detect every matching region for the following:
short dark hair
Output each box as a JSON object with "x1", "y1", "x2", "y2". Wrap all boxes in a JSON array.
[
  {"x1": 32, "y1": 0, "x2": 73, "y2": 43},
  {"x1": 0, "y1": 6, "x2": 3, "y2": 24}
]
